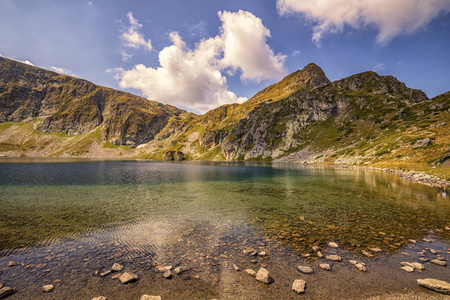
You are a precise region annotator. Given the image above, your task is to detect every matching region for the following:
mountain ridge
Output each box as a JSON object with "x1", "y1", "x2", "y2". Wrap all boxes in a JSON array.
[{"x1": 0, "y1": 56, "x2": 449, "y2": 181}]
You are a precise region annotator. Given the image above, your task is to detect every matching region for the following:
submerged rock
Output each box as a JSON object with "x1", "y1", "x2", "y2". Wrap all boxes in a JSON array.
[
  {"x1": 417, "y1": 278, "x2": 450, "y2": 295},
  {"x1": 42, "y1": 285, "x2": 54, "y2": 293},
  {"x1": 431, "y1": 259, "x2": 447, "y2": 266},
  {"x1": 7, "y1": 262, "x2": 18, "y2": 268},
  {"x1": 328, "y1": 242, "x2": 339, "y2": 248},
  {"x1": 400, "y1": 266, "x2": 414, "y2": 273},
  {"x1": 163, "y1": 270, "x2": 172, "y2": 279},
  {"x1": 326, "y1": 255, "x2": 342, "y2": 262},
  {"x1": 244, "y1": 269, "x2": 256, "y2": 276},
  {"x1": 111, "y1": 263, "x2": 123, "y2": 272},
  {"x1": 297, "y1": 265, "x2": 314, "y2": 274},
  {"x1": 119, "y1": 272, "x2": 138, "y2": 284},
  {"x1": 0, "y1": 287, "x2": 16, "y2": 299},
  {"x1": 255, "y1": 268, "x2": 271, "y2": 284},
  {"x1": 355, "y1": 263, "x2": 367, "y2": 272},
  {"x1": 174, "y1": 267, "x2": 184, "y2": 275},
  {"x1": 292, "y1": 279, "x2": 306, "y2": 294},
  {"x1": 319, "y1": 263, "x2": 331, "y2": 271}
]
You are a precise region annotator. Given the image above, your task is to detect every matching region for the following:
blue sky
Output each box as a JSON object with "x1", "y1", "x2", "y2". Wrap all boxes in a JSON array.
[{"x1": 0, "y1": 0, "x2": 449, "y2": 113}]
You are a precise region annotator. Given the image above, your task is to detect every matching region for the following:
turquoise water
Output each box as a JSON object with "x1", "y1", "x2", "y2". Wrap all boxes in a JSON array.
[{"x1": 0, "y1": 160, "x2": 449, "y2": 299}]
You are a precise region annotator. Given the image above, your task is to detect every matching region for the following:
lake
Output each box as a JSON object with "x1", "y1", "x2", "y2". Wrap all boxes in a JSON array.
[{"x1": 0, "y1": 159, "x2": 449, "y2": 299}]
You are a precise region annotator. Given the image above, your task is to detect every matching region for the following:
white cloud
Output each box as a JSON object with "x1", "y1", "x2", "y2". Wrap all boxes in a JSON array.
[
  {"x1": 292, "y1": 50, "x2": 301, "y2": 56},
  {"x1": 88, "y1": 1, "x2": 92, "y2": 5},
  {"x1": 119, "y1": 33, "x2": 246, "y2": 113},
  {"x1": 121, "y1": 12, "x2": 152, "y2": 51},
  {"x1": 277, "y1": 0, "x2": 450, "y2": 44},
  {"x1": 116, "y1": 10, "x2": 287, "y2": 114},
  {"x1": 50, "y1": 66, "x2": 76, "y2": 76},
  {"x1": 219, "y1": 10, "x2": 287, "y2": 82},
  {"x1": 372, "y1": 62, "x2": 385, "y2": 72},
  {"x1": 0, "y1": 53, "x2": 35, "y2": 66}
]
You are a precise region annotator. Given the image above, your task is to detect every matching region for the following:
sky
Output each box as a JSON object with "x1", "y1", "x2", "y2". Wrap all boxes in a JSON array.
[{"x1": 0, "y1": 0, "x2": 449, "y2": 114}]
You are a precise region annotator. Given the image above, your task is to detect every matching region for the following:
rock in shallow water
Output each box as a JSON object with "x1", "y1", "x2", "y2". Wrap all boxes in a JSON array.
[
  {"x1": 326, "y1": 255, "x2": 342, "y2": 262},
  {"x1": 400, "y1": 266, "x2": 414, "y2": 273},
  {"x1": 431, "y1": 259, "x2": 447, "y2": 266},
  {"x1": 42, "y1": 285, "x2": 54, "y2": 293},
  {"x1": 255, "y1": 268, "x2": 271, "y2": 284},
  {"x1": 328, "y1": 242, "x2": 339, "y2": 248},
  {"x1": 141, "y1": 295, "x2": 161, "y2": 300},
  {"x1": 244, "y1": 269, "x2": 256, "y2": 276},
  {"x1": 292, "y1": 279, "x2": 306, "y2": 294},
  {"x1": 0, "y1": 287, "x2": 16, "y2": 298},
  {"x1": 119, "y1": 272, "x2": 138, "y2": 284},
  {"x1": 111, "y1": 263, "x2": 123, "y2": 272},
  {"x1": 297, "y1": 266, "x2": 314, "y2": 274},
  {"x1": 319, "y1": 264, "x2": 331, "y2": 271},
  {"x1": 355, "y1": 263, "x2": 367, "y2": 272},
  {"x1": 417, "y1": 278, "x2": 450, "y2": 295}
]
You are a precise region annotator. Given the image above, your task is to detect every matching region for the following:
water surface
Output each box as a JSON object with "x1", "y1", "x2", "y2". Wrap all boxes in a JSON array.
[{"x1": 0, "y1": 160, "x2": 449, "y2": 299}]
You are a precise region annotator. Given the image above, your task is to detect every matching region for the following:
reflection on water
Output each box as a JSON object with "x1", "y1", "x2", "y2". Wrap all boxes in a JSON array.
[{"x1": 0, "y1": 160, "x2": 449, "y2": 299}]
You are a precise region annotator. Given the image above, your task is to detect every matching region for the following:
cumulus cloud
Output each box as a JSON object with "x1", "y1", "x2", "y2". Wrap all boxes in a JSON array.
[
  {"x1": 277, "y1": 0, "x2": 450, "y2": 44},
  {"x1": 119, "y1": 33, "x2": 246, "y2": 113},
  {"x1": 0, "y1": 53, "x2": 35, "y2": 66},
  {"x1": 50, "y1": 66, "x2": 76, "y2": 76},
  {"x1": 219, "y1": 10, "x2": 287, "y2": 82},
  {"x1": 117, "y1": 10, "x2": 287, "y2": 114},
  {"x1": 121, "y1": 12, "x2": 152, "y2": 51}
]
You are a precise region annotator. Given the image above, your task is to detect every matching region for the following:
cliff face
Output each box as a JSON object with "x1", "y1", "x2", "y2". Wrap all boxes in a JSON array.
[{"x1": 0, "y1": 56, "x2": 185, "y2": 147}]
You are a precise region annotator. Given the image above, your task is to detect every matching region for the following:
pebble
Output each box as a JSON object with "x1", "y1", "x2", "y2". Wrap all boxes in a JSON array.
[
  {"x1": 141, "y1": 296, "x2": 162, "y2": 300},
  {"x1": 430, "y1": 259, "x2": 447, "y2": 266},
  {"x1": 418, "y1": 258, "x2": 430, "y2": 262},
  {"x1": 417, "y1": 278, "x2": 450, "y2": 295},
  {"x1": 355, "y1": 263, "x2": 367, "y2": 272},
  {"x1": 400, "y1": 266, "x2": 414, "y2": 273},
  {"x1": 326, "y1": 255, "x2": 342, "y2": 262},
  {"x1": 156, "y1": 265, "x2": 172, "y2": 272},
  {"x1": 412, "y1": 262, "x2": 425, "y2": 270},
  {"x1": 258, "y1": 251, "x2": 266, "y2": 256},
  {"x1": 111, "y1": 273, "x2": 122, "y2": 279},
  {"x1": 312, "y1": 246, "x2": 320, "y2": 252},
  {"x1": 319, "y1": 263, "x2": 331, "y2": 271},
  {"x1": 111, "y1": 263, "x2": 123, "y2": 272},
  {"x1": 232, "y1": 264, "x2": 240, "y2": 271},
  {"x1": 316, "y1": 251, "x2": 323, "y2": 258},
  {"x1": 99, "y1": 270, "x2": 111, "y2": 277},
  {"x1": 174, "y1": 267, "x2": 184, "y2": 275},
  {"x1": 244, "y1": 269, "x2": 256, "y2": 276},
  {"x1": 42, "y1": 285, "x2": 54, "y2": 293},
  {"x1": 255, "y1": 268, "x2": 271, "y2": 284},
  {"x1": 292, "y1": 279, "x2": 306, "y2": 294},
  {"x1": 92, "y1": 297, "x2": 107, "y2": 300},
  {"x1": 119, "y1": 272, "x2": 138, "y2": 284},
  {"x1": 0, "y1": 287, "x2": 16, "y2": 298},
  {"x1": 349, "y1": 260, "x2": 357, "y2": 265},
  {"x1": 328, "y1": 242, "x2": 339, "y2": 248},
  {"x1": 429, "y1": 249, "x2": 439, "y2": 254},
  {"x1": 297, "y1": 266, "x2": 314, "y2": 274}
]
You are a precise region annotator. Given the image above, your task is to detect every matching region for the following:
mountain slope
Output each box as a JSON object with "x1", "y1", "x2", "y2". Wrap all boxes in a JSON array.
[
  {"x1": 0, "y1": 56, "x2": 188, "y2": 149},
  {"x1": 0, "y1": 57, "x2": 448, "y2": 180}
]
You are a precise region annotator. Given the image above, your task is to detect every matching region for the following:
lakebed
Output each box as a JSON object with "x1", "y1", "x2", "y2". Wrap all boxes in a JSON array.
[{"x1": 0, "y1": 159, "x2": 449, "y2": 299}]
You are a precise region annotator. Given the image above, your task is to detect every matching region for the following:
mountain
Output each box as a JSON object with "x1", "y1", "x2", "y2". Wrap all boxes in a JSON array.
[{"x1": 0, "y1": 56, "x2": 449, "y2": 179}]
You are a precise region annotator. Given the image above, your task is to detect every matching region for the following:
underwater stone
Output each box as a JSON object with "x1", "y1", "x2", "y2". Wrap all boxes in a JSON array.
[
  {"x1": 292, "y1": 279, "x2": 306, "y2": 294},
  {"x1": 297, "y1": 266, "x2": 314, "y2": 274},
  {"x1": 255, "y1": 268, "x2": 271, "y2": 284},
  {"x1": 417, "y1": 278, "x2": 450, "y2": 295}
]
